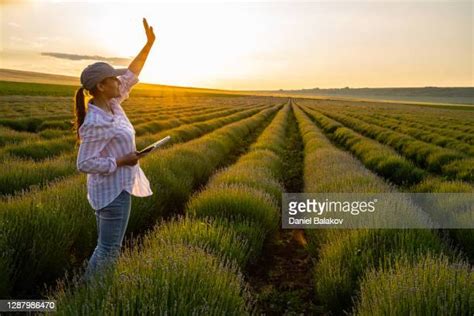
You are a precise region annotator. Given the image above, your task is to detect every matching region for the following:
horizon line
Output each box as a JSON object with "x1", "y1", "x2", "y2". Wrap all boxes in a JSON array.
[{"x1": 0, "y1": 68, "x2": 473, "y2": 91}]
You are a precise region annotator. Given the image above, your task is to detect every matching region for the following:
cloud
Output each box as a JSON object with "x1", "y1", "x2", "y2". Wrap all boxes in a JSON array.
[{"x1": 40, "y1": 52, "x2": 132, "y2": 66}]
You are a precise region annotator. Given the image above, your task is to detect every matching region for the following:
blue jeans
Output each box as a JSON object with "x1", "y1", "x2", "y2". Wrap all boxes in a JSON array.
[{"x1": 83, "y1": 190, "x2": 131, "y2": 283}]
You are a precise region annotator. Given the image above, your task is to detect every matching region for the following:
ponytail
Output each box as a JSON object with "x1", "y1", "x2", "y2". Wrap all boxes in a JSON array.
[{"x1": 73, "y1": 87, "x2": 87, "y2": 145}]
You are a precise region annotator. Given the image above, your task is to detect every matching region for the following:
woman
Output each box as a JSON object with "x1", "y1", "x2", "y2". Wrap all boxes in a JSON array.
[{"x1": 74, "y1": 18, "x2": 156, "y2": 282}]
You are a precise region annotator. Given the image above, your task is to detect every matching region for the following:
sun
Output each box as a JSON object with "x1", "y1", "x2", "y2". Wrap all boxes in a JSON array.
[{"x1": 89, "y1": 3, "x2": 265, "y2": 88}]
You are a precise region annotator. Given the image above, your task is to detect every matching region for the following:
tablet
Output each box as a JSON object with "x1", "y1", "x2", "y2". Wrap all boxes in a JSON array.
[{"x1": 137, "y1": 135, "x2": 171, "y2": 155}]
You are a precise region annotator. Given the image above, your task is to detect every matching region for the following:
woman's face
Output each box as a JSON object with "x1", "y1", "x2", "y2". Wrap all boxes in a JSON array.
[{"x1": 96, "y1": 76, "x2": 121, "y2": 98}]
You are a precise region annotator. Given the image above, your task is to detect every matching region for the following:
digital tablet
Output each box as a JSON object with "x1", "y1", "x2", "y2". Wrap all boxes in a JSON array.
[{"x1": 137, "y1": 135, "x2": 171, "y2": 155}]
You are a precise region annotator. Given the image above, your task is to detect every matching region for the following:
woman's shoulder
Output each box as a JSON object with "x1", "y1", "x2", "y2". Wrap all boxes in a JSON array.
[
  {"x1": 80, "y1": 119, "x2": 111, "y2": 132},
  {"x1": 82, "y1": 108, "x2": 114, "y2": 126},
  {"x1": 79, "y1": 114, "x2": 116, "y2": 142}
]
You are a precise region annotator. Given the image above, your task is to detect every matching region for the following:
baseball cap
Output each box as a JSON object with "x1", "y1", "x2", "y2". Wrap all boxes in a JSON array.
[{"x1": 80, "y1": 62, "x2": 128, "y2": 90}]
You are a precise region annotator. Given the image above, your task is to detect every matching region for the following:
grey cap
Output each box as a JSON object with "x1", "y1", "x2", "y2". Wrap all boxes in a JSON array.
[{"x1": 80, "y1": 62, "x2": 128, "y2": 90}]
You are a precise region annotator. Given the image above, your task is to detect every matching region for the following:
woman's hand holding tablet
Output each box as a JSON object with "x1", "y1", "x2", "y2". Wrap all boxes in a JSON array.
[{"x1": 137, "y1": 135, "x2": 171, "y2": 156}]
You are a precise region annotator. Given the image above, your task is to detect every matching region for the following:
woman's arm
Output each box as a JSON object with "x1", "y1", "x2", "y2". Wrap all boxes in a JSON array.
[
  {"x1": 77, "y1": 137, "x2": 118, "y2": 175},
  {"x1": 128, "y1": 18, "x2": 156, "y2": 77},
  {"x1": 77, "y1": 123, "x2": 140, "y2": 174},
  {"x1": 76, "y1": 123, "x2": 118, "y2": 175}
]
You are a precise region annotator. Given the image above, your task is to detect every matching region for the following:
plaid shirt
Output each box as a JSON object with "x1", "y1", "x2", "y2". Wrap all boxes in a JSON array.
[{"x1": 77, "y1": 69, "x2": 153, "y2": 210}]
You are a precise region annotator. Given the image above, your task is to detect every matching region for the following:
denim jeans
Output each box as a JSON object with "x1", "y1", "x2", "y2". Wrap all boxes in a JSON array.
[{"x1": 83, "y1": 190, "x2": 131, "y2": 283}]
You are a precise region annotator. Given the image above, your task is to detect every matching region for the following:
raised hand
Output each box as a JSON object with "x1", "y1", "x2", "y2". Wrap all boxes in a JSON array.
[
  {"x1": 128, "y1": 18, "x2": 156, "y2": 77},
  {"x1": 143, "y1": 17, "x2": 156, "y2": 46}
]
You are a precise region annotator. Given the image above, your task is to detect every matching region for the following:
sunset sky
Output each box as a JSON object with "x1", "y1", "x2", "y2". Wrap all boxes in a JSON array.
[{"x1": 1, "y1": 0, "x2": 472, "y2": 90}]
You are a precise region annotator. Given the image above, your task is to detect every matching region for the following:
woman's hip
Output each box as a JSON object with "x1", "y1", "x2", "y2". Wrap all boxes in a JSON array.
[{"x1": 96, "y1": 190, "x2": 131, "y2": 218}]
